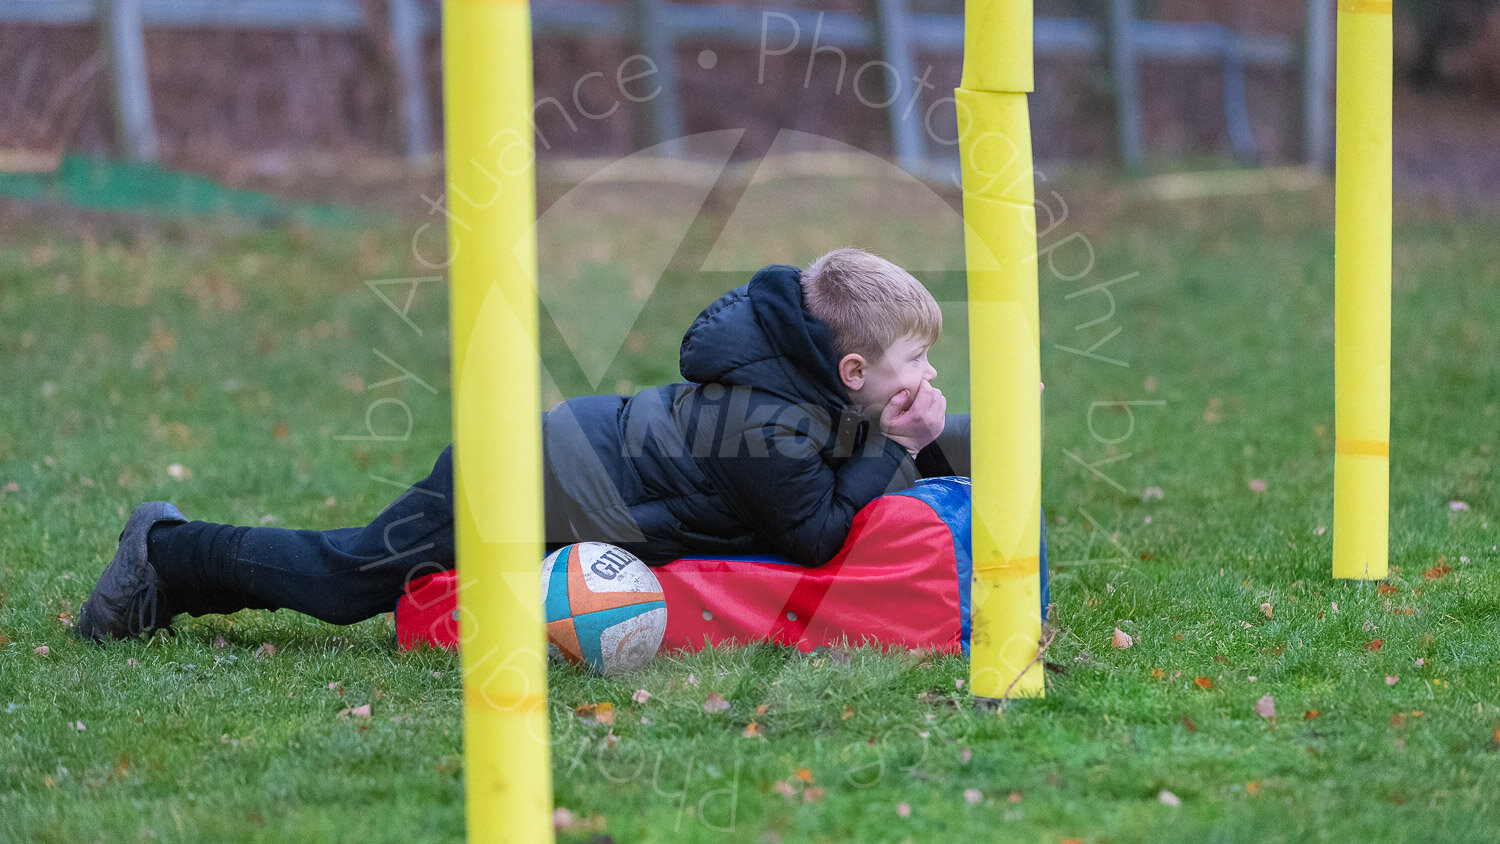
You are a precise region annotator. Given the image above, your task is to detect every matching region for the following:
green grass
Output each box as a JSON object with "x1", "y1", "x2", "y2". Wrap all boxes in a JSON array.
[{"x1": 1, "y1": 172, "x2": 1498, "y2": 843}]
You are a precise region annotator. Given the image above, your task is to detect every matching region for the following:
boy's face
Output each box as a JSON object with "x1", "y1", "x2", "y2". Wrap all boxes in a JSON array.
[{"x1": 840, "y1": 333, "x2": 938, "y2": 414}]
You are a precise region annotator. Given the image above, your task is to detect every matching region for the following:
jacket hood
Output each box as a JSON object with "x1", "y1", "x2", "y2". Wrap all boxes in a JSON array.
[{"x1": 679, "y1": 265, "x2": 850, "y2": 408}]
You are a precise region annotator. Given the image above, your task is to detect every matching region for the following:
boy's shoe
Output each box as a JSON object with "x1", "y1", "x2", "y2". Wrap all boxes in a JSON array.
[{"x1": 75, "y1": 501, "x2": 187, "y2": 642}]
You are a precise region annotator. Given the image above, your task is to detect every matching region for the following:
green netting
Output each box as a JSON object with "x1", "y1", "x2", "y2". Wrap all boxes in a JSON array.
[{"x1": 0, "y1": 155, "x2": 368, "y2": 227}]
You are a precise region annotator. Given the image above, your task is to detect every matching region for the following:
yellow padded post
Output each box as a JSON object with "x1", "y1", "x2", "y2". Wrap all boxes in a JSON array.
[
  {"x1": 961, "y1": 0, "x2": 1035, "y2": 94},
  {"x1": 960, "y1": 0, "x2": 1044, "y2": 701},
  {"x1": 444, "y1": 0, "x2": 554, "y2": 839},
  {"x1": 1333, "y1": 0, "x2": 1392, "y2": 580}
]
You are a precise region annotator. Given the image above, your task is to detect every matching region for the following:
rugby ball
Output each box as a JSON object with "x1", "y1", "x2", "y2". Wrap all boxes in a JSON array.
[{"x1": 541, "y1": 542, "x2": 667, "y2": 676}]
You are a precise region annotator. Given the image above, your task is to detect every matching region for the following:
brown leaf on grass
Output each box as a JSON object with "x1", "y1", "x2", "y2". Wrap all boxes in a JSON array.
[
  {"x1": 1246, "y1": 781, "x2": 1261, "y2": 796},
  {"x1": 1254, "y1": 695, "x2": 1276, "y2": 719},
  {"x1": 1008, "y1": 791, "x2": 1023, "y2": 803},
  {"x1": 1386, "y1": 675, "x2": 1400, "y2": 685},
  {"x1": 841, "y1": 707, "x2": 854, "y2": 720},
  {"x1": 703, "y1": 692, "x2": 729, "y2": 713},
  {"x1": 574, "y1": 704, "x2": 597, "y2": 720},
  {"x1": 795, "y1": 768, "x2": 814, "y2": 783},
  {"x1": 594, "y1": 703, "x2": 615, "y2": 725},
  {"x1": 743, "y1": 721, "x2": 761, "y2": 738},
  {"x1": 1193, "y1": 677, "x2": 1214, "y2": 690},
  {"x1": 1424, "y1": 562, "x2": 1452, "y2": 580},
  {"x1": 1378, "y1": 584, "x2": 1399, "y2": 595},
  {"x1": 1391, "y1": 713, "x2": 1407, "y2": 728},
  {"x1": 339, "y1": 704, "x2": 371, "y2": 718},
  {"x1": 255, "y1": 643, "x2": 275, "y2": 658},
  {"x1": 1151, "y1": 668, "x2": 1166, "y2": 679},
  {"x1": 802, "y1": 786, "x2": 825, "y2": 803},
  {"x1": 33, "y1": 645, "x2": 49, "y2": 657},
  {"x1": 1366, "y1": 639, "x2": 1385, "y2": 652},
  {"x1": 755, "y1": 704, "x2": 769, "y2": 716},
  {"x1": 1304, "y1": 710, "x2": 1322, "y2": 720},
  {"x1": 1111, "y1": 627, "x2": 1134, "y2": 649},
  {"x1": 1260, "y1": 603, "x2": 1273, "y2": 618},
  {"x1": 1181, "y1": 716, "x2": 1199, "y2": 732}
]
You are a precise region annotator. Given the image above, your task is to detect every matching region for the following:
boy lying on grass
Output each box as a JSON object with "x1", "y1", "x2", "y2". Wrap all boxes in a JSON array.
[{"x1": 76, "y1": 247, "x2": 972, "y2": 641}]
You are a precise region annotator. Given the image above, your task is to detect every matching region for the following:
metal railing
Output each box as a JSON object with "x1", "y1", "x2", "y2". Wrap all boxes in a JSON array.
[{"x1": 2, "y1": 0, "x2": 1320, "y2": 172}]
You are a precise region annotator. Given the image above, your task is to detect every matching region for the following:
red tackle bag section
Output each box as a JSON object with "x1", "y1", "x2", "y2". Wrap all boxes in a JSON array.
[{"x1": 395, "y1": 478, "x2": 1048, "y2": 656}]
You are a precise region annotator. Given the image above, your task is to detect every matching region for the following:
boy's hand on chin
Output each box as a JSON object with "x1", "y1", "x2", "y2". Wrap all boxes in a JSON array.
[{"x1": 880, "y1": 380, "x2": 946, "y2": 458}]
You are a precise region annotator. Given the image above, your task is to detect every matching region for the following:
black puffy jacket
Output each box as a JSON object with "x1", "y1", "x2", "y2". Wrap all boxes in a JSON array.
[{"x1": 541, "y1": 265, "x2": 918, "y2": 566}]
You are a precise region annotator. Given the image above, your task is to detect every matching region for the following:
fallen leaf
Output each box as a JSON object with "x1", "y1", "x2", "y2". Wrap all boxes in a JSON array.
[
  {"x1": 1260, "y1": 602, "x2": 1273, "y2": 618},
  {"x1": 755, "y1": 704, "x2": 769, "y2": 716},
  {"x1": 33, "y1": 645, "x2": 49, "y2": 657},
  {"x1": 703, "y1": 692, "x2": 729, "y2": 713},
  {"x1": 1304, "y1": 710, "x2": 1321, "y2": 720},
  {"x1": 1159, "y1": 789, "x2": 1182, "y2": 807},
  {"x1": 964, "y1": 788, "x2": 983, "y2": 805},
  {"x1": 1366, "y1": 639, "x2": 1385, "y2": 652},
  {"x1": 1248, "y1": 479, "x2": 1268, "y2": 493},
  {"x1": 339, "y1": 704, "x2": 372, "y2": 718},
  {"x1": 773, "y1": 781, "x2": 796, "y2": 798},
  {"x1": 1424, "y1": 563, "x2": 1452, "y2": 580},
  {"x1": 1362, "y1": 621, "x2": 1378, "y2": 632},
  {"x1": 1181, "y1": 715, "x2": 1199, "y2": 732},
  {"x1": 1390, "y1": 713, "x2": 1407, "y2": 728},
  {"x1": 1151, "y1": 668, "x2": 1166, "y2": 679},
  {"x1": 574, "y1": 704, "x2": 597, "y2": 720},
  {"x1": 1377, "y1": 584, "x2": 1399, "y2": 595},
  {"x1": 1111, "y1": 627, "x2": 1134, "y2": 649},
  {"x1": 632, "y1": 689, "x2": 652, "y2": 704},
  {"x1": 1246, "y1": 780, "x2": 1261, "y2": 796},
  {"x1": 896, "y1": 802, "x2": 911, "y2": 818},
  {"x1": 743, "y1": 721, "x2": 761, "y2": 738},
  {"x1": 1194, "y1": 677, "x2": 1214, "y2": 690},
  {"x1": 594, "y1": 702, "x2": 615, "y2": 725},
  {"x1": 803, "y1": 786, "x2": 824, "y2": 803},
  {"x1": 1008, "y1": 791, "x2": 1023, "y2": 803},
  {"x1": 795, "y1": 768, "x2": 814, "y2": 783},
  {"x1": 1254, "y1": 695, "x2": 1276, "y2": 719},
  {"x1": 841, "y1": 707, "x2": 854, "y2": 720},
  {"x1": 255, "y1": 643, "x2": 275, "y2": 658},
  {"x1": 1386, "y1": 675, "x2": 1399, "y2": 685}
]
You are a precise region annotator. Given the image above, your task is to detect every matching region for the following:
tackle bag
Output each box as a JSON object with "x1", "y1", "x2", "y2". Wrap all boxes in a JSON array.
[{"x1": 395, "y1": 477, "x2": 1047, "y2": 656}]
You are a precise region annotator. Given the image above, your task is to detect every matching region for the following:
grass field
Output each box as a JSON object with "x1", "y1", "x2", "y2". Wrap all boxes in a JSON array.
[{"x1": 1, "y1": 166, "x2": 1497, "y2": 843}]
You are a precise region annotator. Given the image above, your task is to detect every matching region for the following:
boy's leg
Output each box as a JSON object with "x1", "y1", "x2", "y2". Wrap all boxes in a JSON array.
[{"x1": 148, "y1": 447, "x2": 457, "y2": 626}]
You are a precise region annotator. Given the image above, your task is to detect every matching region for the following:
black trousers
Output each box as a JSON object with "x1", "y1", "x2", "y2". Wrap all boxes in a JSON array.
[{"x1": 149, "y1": 415, "x2": 975, "y2": 626}]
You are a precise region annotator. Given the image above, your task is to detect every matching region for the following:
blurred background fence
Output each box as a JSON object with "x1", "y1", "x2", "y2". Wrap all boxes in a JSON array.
[{"x1": 1, "y1": 0, "x2": 1497, "y2": 183}]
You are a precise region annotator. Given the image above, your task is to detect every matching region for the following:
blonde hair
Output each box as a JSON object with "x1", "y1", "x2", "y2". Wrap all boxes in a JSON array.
[{"x1": 802, "y1": 248, "x2": 942, "y2": 360}]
